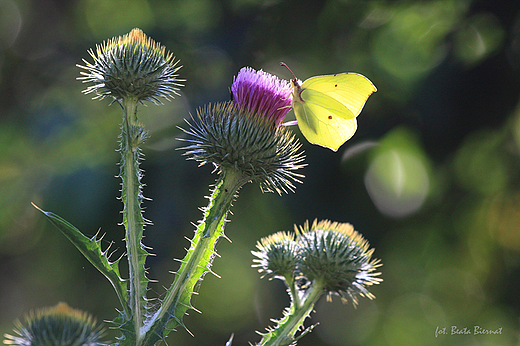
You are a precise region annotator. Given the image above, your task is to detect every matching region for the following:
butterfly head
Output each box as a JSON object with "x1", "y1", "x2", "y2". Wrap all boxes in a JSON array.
[{"x1": 280, "y1": 62, "x2": 303, "y2": 101}]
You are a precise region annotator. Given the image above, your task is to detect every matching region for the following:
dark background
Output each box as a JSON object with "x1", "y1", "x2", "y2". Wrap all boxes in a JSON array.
[{"x1": 1, "y1": 0, "x2": 520, "y2": 345}]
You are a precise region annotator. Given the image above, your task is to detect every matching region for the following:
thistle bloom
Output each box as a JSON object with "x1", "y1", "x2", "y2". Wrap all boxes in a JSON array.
[
  {"x1": 77, "y1": 28, "x2": 184, "y2": 104},
  {"x1": 231, "y1": 67, "x2": 292, "y2": 125},
  {"x1": 180, "y1": 67, "x2": 305, "y2": 194},
  {"x1": 3, "y1": 302, "x2": 104, "y2": 346},
  {"x1": 296, "y1": 220, "x2": 382, "y2": 305}
]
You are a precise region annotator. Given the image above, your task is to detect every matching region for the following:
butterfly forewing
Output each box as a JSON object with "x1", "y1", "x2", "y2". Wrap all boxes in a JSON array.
[{"x1": 302, "y1": 73, "x2": 376, "y2": 117}]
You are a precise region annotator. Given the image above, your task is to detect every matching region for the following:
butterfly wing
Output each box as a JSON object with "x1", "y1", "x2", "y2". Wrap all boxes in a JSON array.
[
  {"x1": 302, "y1": 73, "x2": 376, "y2": 117},
  {"x1": 293, "y1": 88, "x2": 357, "y2": 151},
  {"x1": 293, "y1": 73, "x2": 376, "y2": 151}
]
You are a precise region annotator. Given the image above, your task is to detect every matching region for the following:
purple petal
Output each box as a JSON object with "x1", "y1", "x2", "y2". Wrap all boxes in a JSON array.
[{"x1": 231, "y1": 67, "x2": 292, "y2": 125}]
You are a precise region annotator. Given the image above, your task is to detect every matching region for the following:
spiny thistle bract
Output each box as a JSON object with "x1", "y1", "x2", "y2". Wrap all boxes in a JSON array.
[
  {"x1": 180, "y1": 67, "x2": 305, "y2": 194},
  {"x1": 3, "y1": 302, "x2": 104, "y2": 346},
  {"x1": 77, "y1": 28, "x2": 184, "y2": 104}
]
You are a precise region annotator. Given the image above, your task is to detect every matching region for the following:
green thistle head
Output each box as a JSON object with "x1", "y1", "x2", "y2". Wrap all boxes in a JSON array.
[
  {"x1": 296, "y1": 220, "x2": 382, "y2": 305},
  {"x1": 252, "y1": 231, "x2": 300, "y2": 281},
  {"x1": 77, "y1": 28, "x2": 184, "y2": 104},
  {"x1": 180, "y1": 67, "x2": 305, "y2": 194},
  {"x1": 3, "y1": 302, "x2": 104, "y2": 346},
  {"x1": 253, "y1": 220, "x2": 382, "y2": 306}
]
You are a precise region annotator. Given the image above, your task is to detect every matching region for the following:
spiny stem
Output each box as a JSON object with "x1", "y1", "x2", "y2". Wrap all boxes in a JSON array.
[
  {"x1": 160, "y1": 168, "x2": 243, "y2": 318},
  {"x1": 141, "y1": 168, "x2": 247, "y2": 345},
  {"x1": 120, "y1": 96, "x2": 148, "y2": 344},
  {"x1": 259, "y1": 280, "x2": 325, "y2": 346}
]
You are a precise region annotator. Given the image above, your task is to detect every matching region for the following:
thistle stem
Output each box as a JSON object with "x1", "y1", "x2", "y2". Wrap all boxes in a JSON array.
[
  {"x1": 259, "y1": 280, "x2": 325, "y2": 346},
  {"x1": 141, "y1": 168, "x2": 246, "y2": 345},
  {"x1": 120, "y1": 97, "x2": 148, "y2": 343}
]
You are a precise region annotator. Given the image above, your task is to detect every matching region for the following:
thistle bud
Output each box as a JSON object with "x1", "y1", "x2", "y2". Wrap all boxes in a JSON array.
[
  {"x1": 3, "y1": 302, "x2": 104, "y2": 346},
  {"x1": 77, "y1": 28, "x2": 184, "y2": 104},
  {"x1": 252, "y1": 231, "x2": 300, "y2": 281},
  {"x1": 296, "y1": 220, "x2": 382, "y2": 305}
]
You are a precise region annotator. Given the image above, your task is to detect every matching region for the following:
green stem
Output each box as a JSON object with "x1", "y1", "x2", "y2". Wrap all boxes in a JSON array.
[
  {"x1": 120, "y1": 97, "x2": 149, "y2": 344},
  {"x1": 259, "y1": 280, "x2": 325, "y2": 346},
  {"x1": 141, "y1": 168, "x2": 247, "y2": 345},
  {"x1": 286, "y1": 277, "x2": 301, "y2": 310}
]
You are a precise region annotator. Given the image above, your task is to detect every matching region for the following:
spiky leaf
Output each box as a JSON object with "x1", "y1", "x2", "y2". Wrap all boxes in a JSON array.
[{"x1": 32, "y1": 203, "x2": 129, "y2": 316}]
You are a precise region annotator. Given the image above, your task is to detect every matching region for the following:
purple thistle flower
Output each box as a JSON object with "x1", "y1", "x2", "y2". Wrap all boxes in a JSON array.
[
  {"x1": 179, "y1": 66, "x2": 305, "y2": 194},
  {"x1": 231, "y1": 67, "x2": 292, "y2": 125}
]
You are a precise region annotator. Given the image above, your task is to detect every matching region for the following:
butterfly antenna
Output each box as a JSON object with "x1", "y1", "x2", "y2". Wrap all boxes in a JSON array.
[{"x1": 280, "y1": 62, "x2": 297, "y2": 80}]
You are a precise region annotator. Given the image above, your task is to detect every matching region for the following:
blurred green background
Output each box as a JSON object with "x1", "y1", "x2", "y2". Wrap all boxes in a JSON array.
[{"x1": 1, "y1": 0, "x2": 520, "y2": 345}]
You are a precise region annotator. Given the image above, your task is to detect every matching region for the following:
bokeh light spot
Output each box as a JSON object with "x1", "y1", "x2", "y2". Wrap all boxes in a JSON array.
[
  {"x1": 453, "y1": 13, "x2": 504, "y2": 66},
  {"x1": 365, "y1": 128, "x2": 431, "y2": 218},
  {"x1": 372, "y1": 1, "x2": 465, "y2": 82}
]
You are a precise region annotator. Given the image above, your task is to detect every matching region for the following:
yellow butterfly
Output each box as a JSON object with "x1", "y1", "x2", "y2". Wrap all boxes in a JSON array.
[{"x1": 281, "y1": 63, "x2": 376, "y2": 152}]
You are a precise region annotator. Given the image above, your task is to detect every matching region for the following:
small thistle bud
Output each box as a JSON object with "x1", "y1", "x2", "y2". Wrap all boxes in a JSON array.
[
  {"x1": 180, "y1": 67, "x2": 305, "y2": 194},
  {"x1": 296, "y1": 220, "x2": 382, "y2": 305},
  {"x1": 3, "y1": 302, "x2": 104, "y2": 346},
  {"x1": 252, "y1": 231, "x2": 300, "y2": 281},
  {"x1": 77, "y1": 28, "x2": 184, "y2": 104}
]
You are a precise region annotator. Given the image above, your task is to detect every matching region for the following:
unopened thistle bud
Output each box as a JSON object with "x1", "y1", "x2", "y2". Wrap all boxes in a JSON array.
[
  {"x1": 252, "y1": 231, "x2": 300, "y2": 281},
  {"x1": 3, "y1": 302, "x2": 104, "y2": 346},
  {"x1": 77, "y1": 28, "x2": 184, "y2": 104},
  {"x1": 296, "y1": 220, "x2": 382, "y2": 305},
  {"x1": 180, "y1": 67, "x2": 305, "y2": 194}
]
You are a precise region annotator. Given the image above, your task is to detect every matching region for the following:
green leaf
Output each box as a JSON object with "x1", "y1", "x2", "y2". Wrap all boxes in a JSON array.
[{"x1": 32, "y1": 202, "x2": 130, "y2": 317}]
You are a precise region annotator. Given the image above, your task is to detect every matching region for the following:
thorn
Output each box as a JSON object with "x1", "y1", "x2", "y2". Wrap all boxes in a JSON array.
[
  {"x1": 30, "y1": 202, "x2": 42, "y2": 211},
  {"x1": 225, "y1": 334, "x2": 234, "y2": 346},
  {"x1": 184, "y1": 236, "x2": 195, "y2": 245},
  {"x1": 221, "y1": 233, "x2": 232, "y2": 243},
  {"x1": 105, "y1": 242, "x2": 122, "y2": 263},
  {"x1": 190, "y1": 306, "x2": 202, "y2": 314},
  {"x1": 93, "y1": 228, "x2": 104, "y2": 240}
]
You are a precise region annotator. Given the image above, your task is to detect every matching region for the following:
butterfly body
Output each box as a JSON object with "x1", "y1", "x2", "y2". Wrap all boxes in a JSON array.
[{"x1": 283, "y1": 64, "x2": 376, "y2": 151}]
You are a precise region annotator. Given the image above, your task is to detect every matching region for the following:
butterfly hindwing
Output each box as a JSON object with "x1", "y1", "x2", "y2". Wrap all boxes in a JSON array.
[{"x1": 294, "y1": 89, "x2": 357, "y2": 151}]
